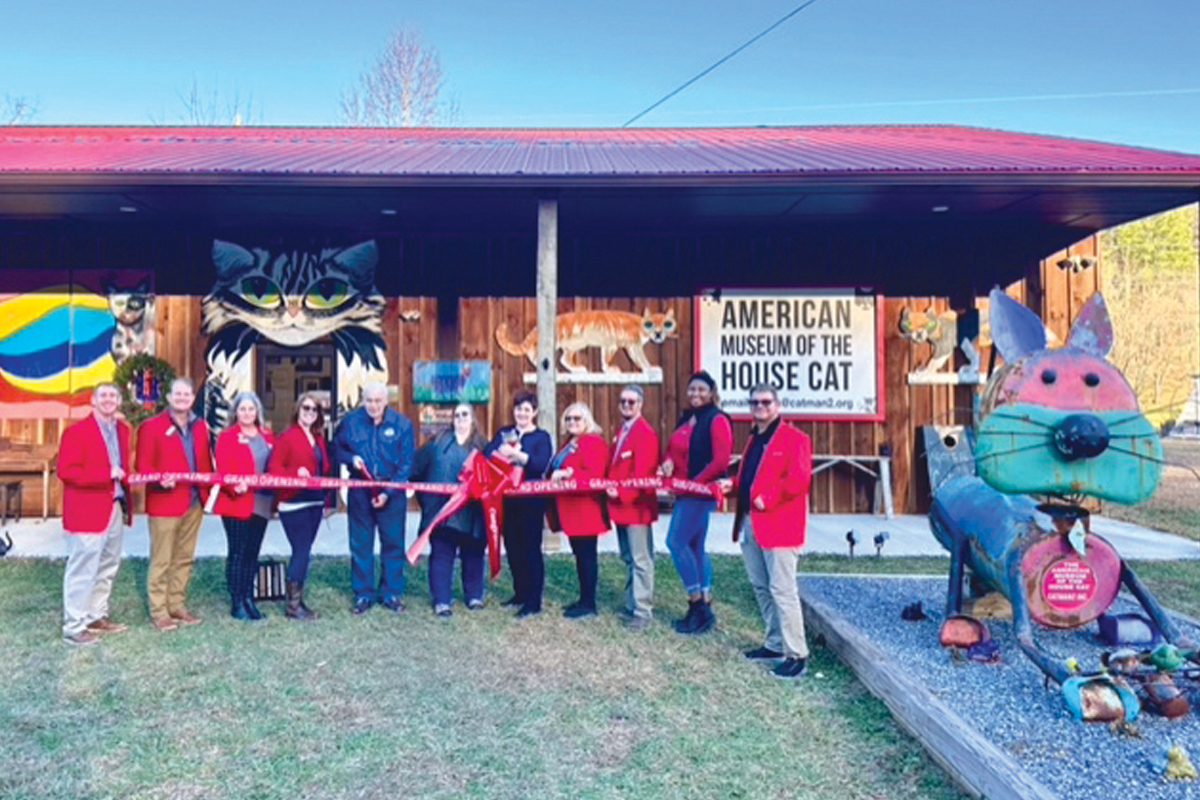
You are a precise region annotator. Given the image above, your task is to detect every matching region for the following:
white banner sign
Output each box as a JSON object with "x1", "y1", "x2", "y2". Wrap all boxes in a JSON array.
[{"x1": 695, "y1": 289, "x2": 883, "y2": 420}]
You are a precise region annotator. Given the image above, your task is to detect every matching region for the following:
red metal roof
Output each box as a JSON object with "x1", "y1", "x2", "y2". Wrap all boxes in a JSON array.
[{"x1": 3, "y1": 125, "x2": 1200, "y2": 182}]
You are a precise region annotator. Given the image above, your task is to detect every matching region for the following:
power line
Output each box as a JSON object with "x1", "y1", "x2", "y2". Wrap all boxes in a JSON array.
[
  {"x1": 622, "y1": 0, "x2": 822, "y2": 128},
  {"x1": 662, "y1": 87, "x2": 1200, "y2": 116}
]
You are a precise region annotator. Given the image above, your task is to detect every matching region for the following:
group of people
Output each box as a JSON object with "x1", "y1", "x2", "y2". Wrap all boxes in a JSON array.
[{"x1": 57, "y1": 371, "x2": 814, "y2": 679}]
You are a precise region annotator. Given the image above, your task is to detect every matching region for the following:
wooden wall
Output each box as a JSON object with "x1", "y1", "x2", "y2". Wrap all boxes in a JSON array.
[{"x1": 0, "y1": 236, "x2": 1101, "y2": 518}]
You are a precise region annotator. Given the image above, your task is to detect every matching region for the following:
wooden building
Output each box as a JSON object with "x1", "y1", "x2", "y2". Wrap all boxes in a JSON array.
[{"x1": 1, "y1": 125, "x2": 1197, "y2": 517}]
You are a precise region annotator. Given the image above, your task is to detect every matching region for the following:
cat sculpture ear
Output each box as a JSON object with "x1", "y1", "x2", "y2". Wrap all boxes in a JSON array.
[
  {"x1": 664, "y1": 307, "x2": 675, "y2": 322},
  {"x1": 988, "y1": 287, "x2": 1047, "y2": 363},
  {"x1": 1065, "y1": 293, "x2": 1114, "y2": 358},
  {"x1": 100, "y1": 277, "x2": 116, "y2": 294},
  {"x1": 642, "y1": 307, "x2": 652, "y2": 320},
  {"x1": 212, "y1": 240, "x2": 256, "y2": 278},
  {"x1": 331, "y1": 240, "x2": 379, "y2": 288}
]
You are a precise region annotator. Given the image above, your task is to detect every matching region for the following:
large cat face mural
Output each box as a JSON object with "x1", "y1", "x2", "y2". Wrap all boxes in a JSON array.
[{"x1": 201, "y1": 240, "x2": 388, "y2": 433}]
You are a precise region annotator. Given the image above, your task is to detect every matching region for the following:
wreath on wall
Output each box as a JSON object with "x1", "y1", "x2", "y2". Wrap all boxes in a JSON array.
[{"x1": 112, "y1": 354, "x2": 177, "y2": 427}]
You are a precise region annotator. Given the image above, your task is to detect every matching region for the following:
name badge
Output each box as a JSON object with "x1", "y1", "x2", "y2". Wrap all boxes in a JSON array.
[{"x1": 384, "y1": 427, "x2": 395, "y2": 437}]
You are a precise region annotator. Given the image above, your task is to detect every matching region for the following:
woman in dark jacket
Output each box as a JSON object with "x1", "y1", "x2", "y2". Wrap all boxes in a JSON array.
[
  {"x1": 662, "y1": 371, "x2": 732, "y2": 635},
  {"x1": 484, "y1": 389, "x2": 552, "y2": 618},
  {"x1": 267, "y1": 392, "x2": 331, "y2": 621},
  {"x1": 412, "y1": 403, "x2": 488, "y2": 616}
]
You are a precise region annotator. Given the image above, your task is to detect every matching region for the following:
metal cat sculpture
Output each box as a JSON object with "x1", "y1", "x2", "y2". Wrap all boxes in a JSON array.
[{"x1": 925, "y1": 288, "x2": 1197, "y2": 723}]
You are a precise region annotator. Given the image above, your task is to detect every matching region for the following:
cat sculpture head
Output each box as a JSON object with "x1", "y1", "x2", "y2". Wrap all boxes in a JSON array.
[
  {"x1": 975, "y1": 288, "x2": 1161, "y2": 504},
  {"x1": 898, "y1": 306, "x2": 942, "y2": 344},
  {"x1": 202, "y1": 240, "x2": 383, "y2": 346},
  {"x1": 102, "y1": 277, "x2": 153, "y2": 325},
  {"x1": 641, "y1": 307, "x2": 678, "y2": 344}
]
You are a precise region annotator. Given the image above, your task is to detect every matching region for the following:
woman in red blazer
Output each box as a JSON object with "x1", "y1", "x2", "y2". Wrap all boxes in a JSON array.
[
  {"x1": 546, "y1": 401, "x2": 610, "y2": 618},
  {"x1": 267, "y1": 392, "x2": 331, "y2": 621},
  {"x1": 213, "y1": 391, "x2": 275, "y2": 622}
]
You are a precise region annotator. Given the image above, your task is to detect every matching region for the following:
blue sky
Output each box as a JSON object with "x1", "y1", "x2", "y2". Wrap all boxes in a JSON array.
[{"x1": 5, "y1": 0, "x2": 1200, "y2": 152}]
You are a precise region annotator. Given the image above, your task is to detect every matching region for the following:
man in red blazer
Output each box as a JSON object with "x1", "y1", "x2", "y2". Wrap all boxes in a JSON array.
[
  {"x1": 135, "y1": 377, "x2": 213, "y2": 631},
  {"x1": 58, "y1": 382, "x2": 133, "y2": 646},
  {"x1": 605, "y1": 385, "x2": 661, "y2": 631},
  {"x1": 723, "y1": 383, "x2": 813, "y2": 680}
]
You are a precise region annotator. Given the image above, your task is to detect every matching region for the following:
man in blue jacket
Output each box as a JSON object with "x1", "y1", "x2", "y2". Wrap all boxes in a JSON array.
[{"x1": 334, "y1": 382, "x2": 415, "y2": 615}]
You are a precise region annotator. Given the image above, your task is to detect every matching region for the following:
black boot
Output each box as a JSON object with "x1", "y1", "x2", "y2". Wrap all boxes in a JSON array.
[
  {"x1": 674, "y1": 599, "x2": 702, "y2": 633},
  {"x1": 286, "y1": 581, "x2": 317, "y2": 621},
  {"x1": 687, "y1": 600, "x2": 716, "y2": 635},
  {"x1": 243, "y1": 559, "x2": 266, "y2": 620},
  {"x1": 227, "y1": 549, "x2": 247, "y2": 620}
]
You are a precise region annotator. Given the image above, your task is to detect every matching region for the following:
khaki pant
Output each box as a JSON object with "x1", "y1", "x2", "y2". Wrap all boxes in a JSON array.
[
  {"x1": 147, "y1": 504, "x2": 204, "y2": 619},
  {"x1": 740, "y1": 519, "x2": 809, "y2": 659},
  {"x1": 616, "y1": 524, "x2": 655, "y2": 619},
  {"x1": 63, "y1": 503, "x2": 125, "y2": 637}
]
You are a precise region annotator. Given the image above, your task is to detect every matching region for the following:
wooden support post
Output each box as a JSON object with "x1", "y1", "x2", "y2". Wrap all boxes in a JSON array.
[{"x1": 536, "y1": 198, "x2": 558, "y2": 440}]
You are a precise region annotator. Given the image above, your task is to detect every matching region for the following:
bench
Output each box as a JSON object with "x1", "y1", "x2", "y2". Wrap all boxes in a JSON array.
[
  {"x1": 812, "y1": 454, "x2": 894, "y2": 518},
  {"x1": 0, "y1": 438, "x2": 53, "y2": 521}
]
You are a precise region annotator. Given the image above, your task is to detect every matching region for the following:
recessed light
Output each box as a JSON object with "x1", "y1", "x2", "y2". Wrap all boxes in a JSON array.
[
  {"x1": 380, "y1": 209, "x2": 397, "y2": 216},
  {"x1": 119, "y1": 206, "x2": 137, "y2": 213},
  {"x1": 931, "y1": 205, "x2": 950, "y2": 213}
]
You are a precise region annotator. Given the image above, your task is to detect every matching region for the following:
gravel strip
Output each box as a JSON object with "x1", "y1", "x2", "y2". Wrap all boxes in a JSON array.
[{"x1": 803, "y1": 575, "x2": 1200, "y2": 800}]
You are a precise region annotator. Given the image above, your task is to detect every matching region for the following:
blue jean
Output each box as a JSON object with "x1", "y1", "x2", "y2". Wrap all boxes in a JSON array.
[
  {"x1": 429, "y1": 528, "x2": 485, "y2": 607},
  {"x1": 280, "y1": 505, "x2": 322, "y2": 584},
  {"x1": 347, "y1": 490, "x2": 407, "y2": 600},
  {"x1": 666, "y1": 497, "x2": 715, "y2": 595}
]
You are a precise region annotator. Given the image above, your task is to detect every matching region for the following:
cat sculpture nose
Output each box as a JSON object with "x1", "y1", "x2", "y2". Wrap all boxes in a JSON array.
[{"x1": 1053, "y1": 414, "x2": 1110, "y2": 461}]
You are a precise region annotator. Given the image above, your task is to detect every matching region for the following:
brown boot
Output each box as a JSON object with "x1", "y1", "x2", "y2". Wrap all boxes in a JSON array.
[{"x1": 286, "y1": 581, "x2": 317, "y2": 621}]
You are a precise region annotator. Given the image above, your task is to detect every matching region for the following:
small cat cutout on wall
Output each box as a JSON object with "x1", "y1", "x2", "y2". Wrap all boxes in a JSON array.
[
  {"x1": 102, "y1": 277, "x2": 156, "y2": 365},
  {"x1": 495, "y1": 308, "x2": 676, "y2": 382},
  {"x1": 201, "y1": 240, "x2": 387, "y2": 434},
  {"x1": 898, "y1": 306, "x2": 987, "y2": 384}
]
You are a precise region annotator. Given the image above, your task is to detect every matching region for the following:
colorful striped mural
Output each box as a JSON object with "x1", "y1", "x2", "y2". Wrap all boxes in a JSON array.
[{"x1": 0, "y1": 271, "x2": 155, "y2": 416}]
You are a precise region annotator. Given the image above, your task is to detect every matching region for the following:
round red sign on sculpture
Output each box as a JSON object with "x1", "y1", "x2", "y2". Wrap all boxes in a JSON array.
[
  {"x1": 1041, "y1": 559, "x2": 1098, "y2": 612},
  {"x1": 1021, "y1": 532, "x2": 1121, "y2": 628}
]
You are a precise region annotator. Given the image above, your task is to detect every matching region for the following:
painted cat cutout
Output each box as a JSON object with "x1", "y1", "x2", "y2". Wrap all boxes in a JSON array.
[{"x1": 496, "y1": 308, "x2": 676, "y2": 373}]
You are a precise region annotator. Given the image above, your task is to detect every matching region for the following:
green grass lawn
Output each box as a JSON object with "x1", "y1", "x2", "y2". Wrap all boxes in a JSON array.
[{"x1": 2, "y1": 552, "x2": 1196, "y2": 800}]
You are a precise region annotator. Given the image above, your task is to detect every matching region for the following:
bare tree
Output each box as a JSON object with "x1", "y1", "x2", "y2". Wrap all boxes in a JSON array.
[
  {"x1": 150, "y1": 77, "x2": 262, "y2": 126},
  {"x1": 1100, "y1": 204, "x2": 1200, "y2": 426},
  {"x1": 2, "y1": 94, "x2": 38, "y2": 125},
  {"x1": 340, "y1": 27, "x2": 454, "y2": 127}
]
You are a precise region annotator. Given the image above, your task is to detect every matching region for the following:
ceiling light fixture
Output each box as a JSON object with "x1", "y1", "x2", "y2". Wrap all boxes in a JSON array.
[
  {"x1": 931, "y1": 205, "x2": 950, "y2": 213},
  {"x1": 119, "y1": 206, "x2": 137, "y2": 213},
  {"x1": 380, "y1": 209, "x2": 397, "y2": 216}
]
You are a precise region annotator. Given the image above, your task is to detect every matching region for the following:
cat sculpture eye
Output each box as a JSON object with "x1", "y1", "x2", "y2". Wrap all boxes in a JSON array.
[
  {"x1": 240, "y1": 277, "x2": 282, "y2": 308},
  {"x1": 305, "y1": 278, "x2": 351, "y2": 310}
]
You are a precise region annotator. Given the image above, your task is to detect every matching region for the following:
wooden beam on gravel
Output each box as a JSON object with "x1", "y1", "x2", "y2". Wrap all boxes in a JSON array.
[{"x1": 801, "y1": 592, "x2": 1058, "y2": 800}]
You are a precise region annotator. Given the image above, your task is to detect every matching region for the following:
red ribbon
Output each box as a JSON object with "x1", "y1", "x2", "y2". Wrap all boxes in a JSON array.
[{"x1": 129, "y1": 463, "x2": 724, "y2": 580}]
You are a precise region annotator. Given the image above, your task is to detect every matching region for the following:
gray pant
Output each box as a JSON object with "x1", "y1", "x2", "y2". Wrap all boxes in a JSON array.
[
  {"x1": 62, "y1": 503, "x2": 124, "y2": 637},
  {"x1": 740, "y1": 518, "x2": 809, "y2": 659},
  {"x1": 616, "y1": 524, "x2": 654, "y2": 619}
]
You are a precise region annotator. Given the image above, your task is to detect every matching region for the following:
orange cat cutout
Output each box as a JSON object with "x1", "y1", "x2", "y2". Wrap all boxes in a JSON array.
[{"x1": 496, "y1": 308, "x2": 677, "y2": 373}]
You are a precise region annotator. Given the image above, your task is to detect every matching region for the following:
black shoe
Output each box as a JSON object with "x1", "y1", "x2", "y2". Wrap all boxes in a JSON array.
[
  {"x1": 231, "y1": 599, "x2": 254, "y2": 621},
  {"x1": 563, "y1": 604, "x2": 597, "y2": 619},
  {"x1": 382, "y1": 596, "x2": 406, "y2": 613},
  {"x1": 682, "y1": 601, "x2": 716, "y2": 635},
  {"x1": 516, "y1": 605, "x2": 541, "y2": 619},
  {"x1": 351, "y1": 597, "x2": 373, "y2": 616},
  {"x1": 772, "y1": 657, "x2": 808, "y2": 680},
  {"x1": 501, "y1": 595, "x2": 524, "y2": 607},
  {"x1": 243, "y1": 598, "x2": 266, "y2": 621},
  {"x1": 673, "y1": 600, "x2": 701, "y2": 633},
  {"x1": 745, "y1": 647, "x2": 784, "y2": 661}
]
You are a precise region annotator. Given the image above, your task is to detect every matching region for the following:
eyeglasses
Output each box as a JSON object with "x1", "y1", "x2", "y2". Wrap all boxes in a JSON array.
[
  {"x1": 453, "y1": 411, "x2": 471, "y2": 418},
  {"x1": 618, "y1": 398, "x2": 639, "y2": 406},
  {"x1": 749, "y1": 398, "x2": 776, "y2": 407},
  {"x1": 564, "y1": 415, "x2": 583, "y2": 422},
  {"x1": 299, "y1": 404, "x2": 318, "y2": 412}
]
